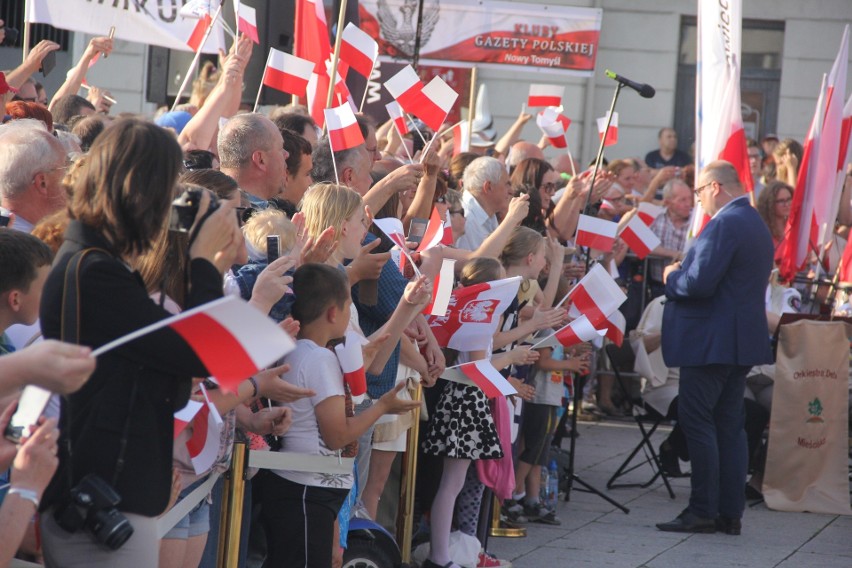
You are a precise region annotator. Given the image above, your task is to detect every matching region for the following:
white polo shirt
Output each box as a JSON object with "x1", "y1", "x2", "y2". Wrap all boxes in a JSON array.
[{"x1": 456, "y1": 190, "x2": 497, "y2": 251}]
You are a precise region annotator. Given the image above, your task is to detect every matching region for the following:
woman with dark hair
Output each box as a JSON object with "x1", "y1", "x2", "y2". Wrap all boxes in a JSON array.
[
  {"x1": 756, "y1": 180, "x2": 793, "y2": 250},
  {"x1": 510, "y1": 157, "x2": 560, "y2": 235},
  {"x1": 38, "y1": 118, "x2": 242, "y2": 567}
]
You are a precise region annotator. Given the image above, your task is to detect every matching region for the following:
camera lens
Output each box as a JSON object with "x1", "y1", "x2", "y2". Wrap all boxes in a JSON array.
[{"x1": 90, "y1": 509, "x2": 134, "y2": 550}]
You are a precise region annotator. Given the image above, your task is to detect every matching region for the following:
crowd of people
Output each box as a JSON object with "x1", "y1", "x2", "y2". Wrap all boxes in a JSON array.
[{"x1": 1, "y1": 29, "x2": 851, "y2": 568}]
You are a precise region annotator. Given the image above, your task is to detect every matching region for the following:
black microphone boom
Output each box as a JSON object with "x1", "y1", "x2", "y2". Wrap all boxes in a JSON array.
[{"x1": 605, "y1": 70, "x2": 656, "y2": 99}]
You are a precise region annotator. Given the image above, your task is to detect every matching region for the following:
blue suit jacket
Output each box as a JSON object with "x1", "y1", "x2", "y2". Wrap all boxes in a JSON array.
[{"x1": 662, "y1": 197, "x2": 774, "y2": 368}]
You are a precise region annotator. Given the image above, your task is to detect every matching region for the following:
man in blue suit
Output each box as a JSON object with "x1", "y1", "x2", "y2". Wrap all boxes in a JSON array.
[{"x1": 656, "y1": 160, "x2": 774, "y2": 535}]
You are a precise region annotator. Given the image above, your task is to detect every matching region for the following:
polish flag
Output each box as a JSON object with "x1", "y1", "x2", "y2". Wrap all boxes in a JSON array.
[
  {"x1": 426, "y1": 276, "x2": 522, "y2": 351},
  {"x1": 372, "y1": 217, "x2": 419, "y2": 272},
  {"x1": 416, "y1": 207, "x2": 446, "y2": 252},
  {"x1": 90, "y1": 296, "x2": 295, "y2": 393},
  {"x1": 596, "y1": 111, "x2": 618, "y2": 146},
  {"x1": 528, "y1": 84, "x2": 564, "y2": 108},
  {"x1": 294, "y1": 0, "x2": 331, "y2": 70},
  {"x1": 174, "y1": 399, "x2": 203, "y2": 439},
  {"x1": 598, "y1": 309, "x2": 626, "y2": 347},
  {"x1": 453, "y1": 122, "x2": 470, "y2": 156},
  {"x1": 619, "y1": 214, "x2": 661, "y2": 259},
  {"x1": 425, "y1": 258, "x2": 457, "y2": 316},
  {"x1": 412, "y1": 76, "x2": 458, "y2": 132},
  {"x1": 334, "y1": 330, "x2": 369, "y2": 402},
  {"x1": 441, "y1": 210, "x2": 454, "y2": 245},
  {"x1": 263, "y1": 48, "x2": 314, "y2": 97},
  {"x1": 339, "y1": 22, "x2": 378, "y2": 78},
  {"x1": 536, "y1": 106, "x2": 571, "y2": 149},
  {"x1": 324, "y1": 58, "x2": 354, "y2": 108},
  {"x1": 324, "y1": 104, "x2": 364, "y2": 151},
  {"x1": 186, "y1": 384, "x2": 223, "y2": 474},
  {"x1": 384, "y1": 65, "x2": 425, "y2": 115},
  {"x1": 535, "y1": 315, "x2": 604, "y2": 350},
  {"x1": 691, "y1": 0, "x2": 749, "y2": 243},
  {"x1": 779, "y1": 26, "x2": 848, "y2": 280},
  {"x1": 637, "y1": 202, "x2": 664, "y2": 226},
  {"x1": 575, "y1": 214, "x2": 617, "y2": 252},
  {"x1": 236, "y1": 2, "x2": 260, "y2": 44},
  {"x1": 187, "y1": 14, "x2": 212, "y2": 52},
  {"x1": 442, "y1": 360, "x2": 517, "y2": 399},
  {"x1": 566, "y1": 263, "x2": 627, "y2": 325},
  {"x1": 834, "y1": 94, "x2": 852, "y2": 282},
  {"x1": 386, "y1": 101, "x2": 409, "y2": 135}
]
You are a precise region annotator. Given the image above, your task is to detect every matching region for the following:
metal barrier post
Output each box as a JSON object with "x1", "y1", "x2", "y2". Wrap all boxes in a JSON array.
[
  {"x1": 223, "y1": 441, "x2": 247, "y2": 568},
  {"x1": 396, "y1": 382, "x2": 422, "y2": 563}
]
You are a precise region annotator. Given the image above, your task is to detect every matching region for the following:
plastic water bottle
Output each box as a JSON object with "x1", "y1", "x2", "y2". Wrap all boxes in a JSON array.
[
  {"x1": 540, "y1": 466, "x2": 551, "y2": 505},
  {"x1": 547, "y1": 459, "x2": 559, "y2": 510}
]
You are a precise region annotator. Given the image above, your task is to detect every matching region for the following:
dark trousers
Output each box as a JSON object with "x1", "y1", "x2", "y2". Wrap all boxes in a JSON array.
[
  {"x1": 679, "y1": 364, "x2": 750, "y2": 520},
  {"x1": 255, "y1": 471, "x2": 348, "y2": 568}
]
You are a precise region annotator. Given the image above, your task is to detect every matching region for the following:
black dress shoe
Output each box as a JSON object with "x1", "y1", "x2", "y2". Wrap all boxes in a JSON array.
[
  {"x1": 656, "y1": 510, "x2": 716, "y2": 533},
  {"x1": 715, "y1": 516, "x2": 742, "y2": 535}
]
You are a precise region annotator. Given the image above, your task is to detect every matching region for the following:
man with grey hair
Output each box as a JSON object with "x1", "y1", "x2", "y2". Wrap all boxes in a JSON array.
[
  {"x1": 456, "y1": 156, "x2": 511, "y2": 251},
  {"x1": 647, "y1": 178, "x2": 693, "y2": 296},
  {"x1": 311, "y1": 136, "x2": 374, "y2": 195},
  {"x1": 218, "y1": 113, "x2": 289, "y2": 208},
  {"x1": 0, "y1": 119, "x2": 68, "y2": 233}
]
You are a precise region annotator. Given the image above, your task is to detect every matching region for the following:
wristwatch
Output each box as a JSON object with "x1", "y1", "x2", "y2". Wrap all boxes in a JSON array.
[{"x1": 8, "y1": 487, "x2": 39, "y2": 509}]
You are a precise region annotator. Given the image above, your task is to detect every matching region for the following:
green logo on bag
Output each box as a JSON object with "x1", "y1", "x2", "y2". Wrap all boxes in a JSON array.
[{"x1": 806, "y1": 398, "x2": 824, "y2": 423}]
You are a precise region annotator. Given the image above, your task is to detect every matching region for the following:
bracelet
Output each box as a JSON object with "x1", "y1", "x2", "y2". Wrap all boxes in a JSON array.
[
  {"x1": 8, "y1": 487, "x2": 39, "y2": 509},
  {"x1": 248, "y1": 376, "x2": 259, "y2": 398}
]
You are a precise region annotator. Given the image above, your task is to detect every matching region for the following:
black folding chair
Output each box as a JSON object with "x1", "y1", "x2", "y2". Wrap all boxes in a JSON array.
[{"x1": 603, "y1": 342, "x2": 675, "y2": 499}]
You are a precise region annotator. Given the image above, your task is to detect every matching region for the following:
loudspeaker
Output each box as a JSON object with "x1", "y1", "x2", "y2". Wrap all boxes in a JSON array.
[{"x1": 145, "y1": 0, "x2": 297, "y2": 107}]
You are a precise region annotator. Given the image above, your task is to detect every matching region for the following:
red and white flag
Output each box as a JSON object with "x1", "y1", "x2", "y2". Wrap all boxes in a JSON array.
[
  {"x1": 295, "y1": 0, "x2": 331, "y2": 68},
  {"x1": 384, "y1": 65, "x2": 425, "y2": 115},
  {"x1": 174, "y1": 399, "x2": 203, "y2": 439},
  {"x1": 186, "y1": 384, "x2": 223, "y2": 474},
  {"x1": 535, "y1": 315, "x2": 604, "y2": 350},
  {"x1": 441, "y1": 210, "x2": 454, "y2": 245},
  {"x1": 575, "y1": 214, "x2": 617, "y2": 252},
  {"x1": 599, "y1": 309, "x2": 626, "y2": 347},
  {"x1": 619, "y1": 214, "x2": 661, "y2": 259},
  {"x1": 412, "y1": 76, "x2": 458, "y2": 132},
  {"x1": 427, "y1": 276, "x2": 522, "y2": 351},
  {"x1": 453, "y1": 122, "x2": 470, "y2": 156},
  {"x1": 528, "y1": 84, "x2": 564, "y2": 108},
  {"x1": 596, "y1": 111, "x2": 618, "y2": 146},
  {"x1": 386, "y1": 101, "x2": 409, "y2": 135},
  {"x1": 536, "y1": 106, "x2": 571, "y2": 149},
  {"x1": 339, "y1": 22, "x2": 378, "y2": 78},
  {"x1": 425, "y1": 258, "x2": 456, "y2": 317},
  {"x1": 637, "y1": 202, "x2": 664, "y2": 226},
  {"x1": 91, "y1": 296, "x2": 295, "y2": 393},
  {"x1": 417, "y1": 207, "x2": 446, "y2": 252},
  {"x1": 324, "y1": 104, "x2": 364, "y2": 151},
  {"x1": 334, "y1": 330, "x2": 369, "y2": 402},
  {"x1": 236, "y1": 1, "x2": 259, "y2": 44},
  {"x1": 263, "y1": 48, "x2": 313, "y2": 97},
  {"x1": 372, "y1": 217, "x2": 420, "y2": 273},
  {"x1": 442, "y1": 360, "x2": 517, "y2": 399},
  {"x1": 566, "y1": 264, "x2": 626, "y2": 326},
  {"x1": 187, "y1": 13, "x2": 213, "y2": 52},
  {"x1": 324, "y1": 57, "x2": 354, "y2": 107},
  {"x1": 691, "y1": 0, "x2": 749, "y2": 243}
]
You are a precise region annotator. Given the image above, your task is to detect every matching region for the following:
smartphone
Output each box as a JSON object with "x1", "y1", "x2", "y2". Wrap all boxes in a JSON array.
[
  {"x1": 4, "y1": 385, "x2": 51, "y2": 443},
  {"x1": 40, "y1": 50, "x2": 56, "y2": 77},
  {"x1": 266, "y1": 235, "x2": 280, "y2": 265},
  {"x1": 407, "y1": 218, "x2": 428, "y2": 245}
]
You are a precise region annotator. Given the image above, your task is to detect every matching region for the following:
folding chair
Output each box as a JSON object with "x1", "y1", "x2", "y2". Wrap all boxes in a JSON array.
[{"x1": 603, "y1": 342, "x2": 675, "y2": 499}]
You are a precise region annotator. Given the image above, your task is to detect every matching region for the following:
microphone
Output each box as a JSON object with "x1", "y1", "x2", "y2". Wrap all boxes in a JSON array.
[{"x1": 605, "y1": 70, "x2": 656, "y2": 99}]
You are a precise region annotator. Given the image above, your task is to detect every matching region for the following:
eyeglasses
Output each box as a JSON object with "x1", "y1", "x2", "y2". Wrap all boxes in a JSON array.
[
  {"x1": 540, "y1": 182, "x2": 558, "y2": 193},
  {"x1": 693, "y1": 181, "x2": 721, "y2": 196},
  {"x1": 775, "y1": 197, "x2": 792, "y2": 205},
  {"x1": 450, "y1": 209, "x2": 465, "y2": 216}
]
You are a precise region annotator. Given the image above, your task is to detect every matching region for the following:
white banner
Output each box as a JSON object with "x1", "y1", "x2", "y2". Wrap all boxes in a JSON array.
[
  {"x1": 359, "y1": 0, "x2": 601, "y2": 75},
  {"x1": 26, "y1": 0, "x2": 226, "y2": 54}
]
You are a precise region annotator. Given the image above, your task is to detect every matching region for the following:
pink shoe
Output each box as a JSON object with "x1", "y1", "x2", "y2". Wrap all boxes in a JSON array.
[{"x1": 477, "y1": 551, "x2": 512, "y2": 568}]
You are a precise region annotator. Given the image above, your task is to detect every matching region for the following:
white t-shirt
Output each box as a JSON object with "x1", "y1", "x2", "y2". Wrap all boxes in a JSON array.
[{"x1": 273, "y1": 338, "x2": 353, "y2": 489}]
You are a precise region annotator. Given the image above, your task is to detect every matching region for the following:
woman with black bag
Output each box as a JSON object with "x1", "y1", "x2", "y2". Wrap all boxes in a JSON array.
[{"x1": 37, "y1": 118, "x2": 242, "y2": 567}]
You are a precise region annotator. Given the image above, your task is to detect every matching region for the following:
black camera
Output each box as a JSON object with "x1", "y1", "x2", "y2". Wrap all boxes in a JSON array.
[
  {"x1": 0, "y1": 206, "x2": 11, "y2": 227},
  {"x1": 1, "y1": 27, "x2": 20, "y2": 47},
  {"x1": 169, "y1": 187, "x2": 219, "y2": 233},
  {"x1": 54, "y1": 474, "x2": 134, "y2": 550}
]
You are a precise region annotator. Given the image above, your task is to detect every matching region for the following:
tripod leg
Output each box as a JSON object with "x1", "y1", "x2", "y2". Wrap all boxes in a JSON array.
[{"x1": 571, "y1": 475, "x2": 630, "y2": 514}]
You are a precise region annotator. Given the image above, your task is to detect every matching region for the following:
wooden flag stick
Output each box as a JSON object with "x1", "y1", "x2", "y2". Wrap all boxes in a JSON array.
[
  {"x1": 252, "y1": 50, "x2": 270, "y2": 113},
  {"x1": 325, "y1": 0, "x2": 349, "y2": 110},
  {"x1": 466, "y1": 66, "x2": 477, "y2": 145}
]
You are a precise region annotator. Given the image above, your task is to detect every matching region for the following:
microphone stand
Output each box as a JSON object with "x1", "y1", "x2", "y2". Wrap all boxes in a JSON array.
[{"x1": 561, "y1": 81, "x2": 629, "y2": 514}]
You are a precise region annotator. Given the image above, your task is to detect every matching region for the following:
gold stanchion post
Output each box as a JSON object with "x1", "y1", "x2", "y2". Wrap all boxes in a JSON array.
[
  {"x1": 396, "y1": 381, "x2": 423, "y2": 563},
  {"x1": 216, "y1": 469, "x2": 232, "y2": 568},
  {"x1": 223, "y1": 441, "x2": 247, "y2": 568},
  {"x1": 489, "y1": 494, "x2": 526, "y2": 538},
  {"x1": 466, "y1": 67, "x2": 477, "y2": 143}
]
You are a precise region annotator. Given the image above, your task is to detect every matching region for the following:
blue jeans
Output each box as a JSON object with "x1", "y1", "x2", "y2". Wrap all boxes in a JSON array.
[{"x1": 678, "y1": 364, "x2": 750, "y2": 520}]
